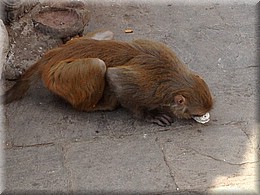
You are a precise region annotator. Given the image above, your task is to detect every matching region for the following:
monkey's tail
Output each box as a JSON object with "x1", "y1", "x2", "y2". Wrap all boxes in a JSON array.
[{"x1": 2, "y1": 62, "x2": 41, "y2": 104}]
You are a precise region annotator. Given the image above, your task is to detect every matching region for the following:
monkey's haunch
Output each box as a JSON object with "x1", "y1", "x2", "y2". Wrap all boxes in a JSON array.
[{"x1": 42, "y1": 58, "x2": 106, "y2": 111}]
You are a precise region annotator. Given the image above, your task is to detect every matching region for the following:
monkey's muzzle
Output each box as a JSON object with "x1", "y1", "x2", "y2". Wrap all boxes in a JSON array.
[{"x1": 192, "y1": 112, "x2": 210, "y2": 124}]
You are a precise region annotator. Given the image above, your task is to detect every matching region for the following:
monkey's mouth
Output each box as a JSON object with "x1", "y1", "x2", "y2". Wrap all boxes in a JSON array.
[{"x1": 192, "y1": 112, "x2": 210, "y2": 124}]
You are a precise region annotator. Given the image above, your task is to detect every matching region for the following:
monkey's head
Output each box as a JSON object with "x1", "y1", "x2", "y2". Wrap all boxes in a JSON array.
[{"x1": 168, "y1": 74, "x2": 213, "y2": 120}]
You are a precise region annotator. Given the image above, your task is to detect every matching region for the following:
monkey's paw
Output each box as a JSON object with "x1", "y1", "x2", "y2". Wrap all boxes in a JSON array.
[{"x1": 146, "y1": 113, "x2": 174, "y2": 127}]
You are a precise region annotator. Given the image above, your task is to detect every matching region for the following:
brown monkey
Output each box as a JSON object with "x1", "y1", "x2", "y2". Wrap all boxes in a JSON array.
[{"x1": 2, "y1": 30, "x2": 213, "y2": 126}]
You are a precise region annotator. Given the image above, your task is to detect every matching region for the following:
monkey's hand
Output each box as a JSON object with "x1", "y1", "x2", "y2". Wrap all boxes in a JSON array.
[{"x1": 145, "y1": 109, "x2": 174, "y2": 127}]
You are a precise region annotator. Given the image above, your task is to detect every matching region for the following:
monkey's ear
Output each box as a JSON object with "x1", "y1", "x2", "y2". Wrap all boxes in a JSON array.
[{"x1": 174, "y1": 95, "x2": 186, "y2": 105}]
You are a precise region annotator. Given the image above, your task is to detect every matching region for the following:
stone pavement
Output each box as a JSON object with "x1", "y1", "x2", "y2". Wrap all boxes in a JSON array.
[{"x1": 1, "y1": 1, "x2": 259, "y2": 194}]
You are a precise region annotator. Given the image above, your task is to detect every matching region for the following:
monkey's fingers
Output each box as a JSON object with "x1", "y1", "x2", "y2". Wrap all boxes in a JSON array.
[{"x1": 149, "y1": 114, "x2": 174, "y2": 127}]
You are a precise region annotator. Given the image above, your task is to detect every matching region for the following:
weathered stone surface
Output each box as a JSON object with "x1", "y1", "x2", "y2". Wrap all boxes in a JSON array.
[
  {"x1": 1, "y1": 0, "x2": 38, "y2": 24},
  {"x1": 66, "y1": 136, "x2": 176, "y2": 193},
  {"x1": 0, "y1": 19, "x2": 9, "y2": 79},
  {"x1": 2, "y1": 1, "x2": 90, "y2": 80},
  {"x1": 4, "y1": 145, "x2": 70, "y2": 194},
  {"x1": 157, "y1": 125, "x2": 259, "y2": 192}
]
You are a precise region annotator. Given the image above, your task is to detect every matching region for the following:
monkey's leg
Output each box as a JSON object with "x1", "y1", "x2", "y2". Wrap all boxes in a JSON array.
[
  {"x1": 42, "y1": 58, "x2": 107, "y2": 111},
  {"x1": 90, "y1": 85, "x2": 120, "y2": 111}
]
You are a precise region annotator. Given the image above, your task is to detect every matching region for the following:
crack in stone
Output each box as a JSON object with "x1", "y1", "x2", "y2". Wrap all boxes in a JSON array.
[
  {"x1": 214, "y1": 4, "x2": 225, "y2": 22},
  {"x1": 219, "y1": 120, "x2": 248, "y2": 126},
  {"x1": 240, "y1": 124, "x2": 260, "y2": 157},
  {"x1": 60, "y1": 143, "x2": 74, "y2": 195},
  {"x1": 5, "y1": 142, "x2": 54, "y2": 149},
  {"x1": 157, "y1": 128, "x2": 172, "y2": 133},
  {"x1": 190, "y1": 148, "x2": 259, "y2": 166},
  {"x1": 242, "y1": 65, "x2": 258, "y2": 69},
  {"x1": 155, "y1": 137, "x2": 180, "y2": 191},
  {"x1": 200, "y1": 25, "x2": 225, "y2": 31},
  {"x1": 240, "y1": 126, "x2": 253, "y2": 141}
]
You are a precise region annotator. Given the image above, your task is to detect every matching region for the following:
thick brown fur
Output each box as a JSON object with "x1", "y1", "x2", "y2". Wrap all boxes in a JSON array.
[{"x1": 2, "y1": 30, "x2": 213, "y2": 126}]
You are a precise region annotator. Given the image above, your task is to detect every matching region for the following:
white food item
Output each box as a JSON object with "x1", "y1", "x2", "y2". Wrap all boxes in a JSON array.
[{"x1": 192, "y1": 112, "x2": 210, "y2": 124}]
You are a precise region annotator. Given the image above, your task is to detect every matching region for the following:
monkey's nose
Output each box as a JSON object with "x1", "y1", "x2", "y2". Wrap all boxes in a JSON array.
[{"x1": 192, "y1": 112, "x2": 210, "y2": 124}]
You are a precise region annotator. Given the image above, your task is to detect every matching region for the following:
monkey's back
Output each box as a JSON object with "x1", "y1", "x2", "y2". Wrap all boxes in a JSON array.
[
  {"x1": 41, "y1": 39, "x2": 142, "y2": 69},
  {"x1": 40, "y1": 38, "x2": 189, "y2": 70}
]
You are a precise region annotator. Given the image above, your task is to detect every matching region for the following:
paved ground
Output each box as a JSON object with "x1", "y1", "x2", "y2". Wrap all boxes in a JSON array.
[{"x1": 1, "y1": 1, "x2": 259, "y2": 194}]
